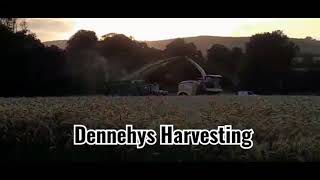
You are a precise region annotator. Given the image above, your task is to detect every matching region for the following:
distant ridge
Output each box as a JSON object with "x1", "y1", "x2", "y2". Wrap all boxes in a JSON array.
[
  {"x1": 44, "y1": 35, "x2": 320, "y2": 55},
  {"x1": 44, "y1": 40, "x2": 67, "y2": 49}
]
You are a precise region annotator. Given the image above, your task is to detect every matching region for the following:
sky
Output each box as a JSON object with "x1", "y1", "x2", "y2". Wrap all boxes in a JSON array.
[{"x1": 25, "y1": 18, "x2": 320, "y2": 42}]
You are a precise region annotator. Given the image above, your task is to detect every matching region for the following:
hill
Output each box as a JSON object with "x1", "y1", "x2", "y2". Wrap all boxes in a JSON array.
[
  {"x1": 43, "y1": 40, "x2": 67, "y2": 49},
  {"x1": 43, "y1": 36, "x2": 320, "y2": 55}
]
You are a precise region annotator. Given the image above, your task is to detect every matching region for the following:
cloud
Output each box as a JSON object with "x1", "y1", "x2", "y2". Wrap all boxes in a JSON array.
[{"x1": 26, "y1": 18, "x2": 76, "y2": 41}]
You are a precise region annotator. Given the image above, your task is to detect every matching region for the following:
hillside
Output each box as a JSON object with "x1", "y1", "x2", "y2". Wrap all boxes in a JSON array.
[
  {"x1": 43, "y1": 36, "x2": 320, "y2": 55},
  {"x1": 44, "y1": 40, "x2": 67, "y2": 49}
]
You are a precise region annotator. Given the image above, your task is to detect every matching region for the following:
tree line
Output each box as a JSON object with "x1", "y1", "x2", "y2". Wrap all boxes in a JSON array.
[{"x1": 0, "y1": 18, "x2": 319, "y2": 96}]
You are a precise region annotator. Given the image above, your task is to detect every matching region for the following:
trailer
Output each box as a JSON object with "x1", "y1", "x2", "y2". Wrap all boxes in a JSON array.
[{"x1": 104, "y1": 80, "x2": 168, "y2": 96}]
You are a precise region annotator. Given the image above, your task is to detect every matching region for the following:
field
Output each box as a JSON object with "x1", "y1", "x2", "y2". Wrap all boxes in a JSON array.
[{"x1": 1, "y1": 95, "x2": 320, "y2": 162}]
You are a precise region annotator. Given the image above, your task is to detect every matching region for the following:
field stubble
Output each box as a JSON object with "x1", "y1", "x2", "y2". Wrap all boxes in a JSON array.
[{"x1": 0, "y1": 95, "x2": 320, "y2": 162}]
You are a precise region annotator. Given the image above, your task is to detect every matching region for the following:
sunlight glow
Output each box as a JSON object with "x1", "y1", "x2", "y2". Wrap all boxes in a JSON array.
[{"x1": 27, "y1": 18, "x2": 320, "y2": 42}]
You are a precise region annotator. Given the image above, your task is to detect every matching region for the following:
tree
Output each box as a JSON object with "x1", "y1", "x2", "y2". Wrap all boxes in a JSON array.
[
  {"x1": 305, "y1": 36, "x2": 315, "y2": 41},
  {"x1": 100, "y1": 32, "x2": 118, "y2": 40},
  {"x1": 164, "y1": 38, "x2": 205, "y2": 69},
  {"x1": 0, "y1": 21, "x2": 68, "y2": 96},
  {"x1": 98, "y1": 33, "x2": 164, "y2": 78},
  {"x1": 18, "y1": 18, "x2": 29, "y2": 33},
  {"x1": 207, "y1": 44, "x2": 231, "y2": 74},
  {"x1": 66, "y1": 30, "x2": 98, "y2": 52},
  {"x1": 98, "y1": 33, "x2": 137, "y2": 57},
  {"x1": 207, "y1": 44, "x2": 244, "y2": 91},
  {"x1": 144, "y1": 39, "x2": 205, "y2": 89},
  {"x1": 65, "y1": 30, "x2": 106, "y2": 94},
  {"x1": 164, "y1": 38, "x2": 203, "y2": 59},
  {"x1": 0, "y1": 18, "x2": 18, "y2": 32},
  {"x1": 144, "y1": 56, "x2": 203, "y2": 91},
  {"x1": 207, "y1": 44, "x2": 230, "y2": 62},
  {"x1": 231, "y1": 47, "x2": 243, "y2": 60},
  {"x1": 239, "y1": 30, "x2": 299, "y2": 93}
]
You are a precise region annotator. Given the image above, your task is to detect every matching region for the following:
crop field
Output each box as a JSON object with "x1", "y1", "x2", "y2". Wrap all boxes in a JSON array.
[{"x1": 1, "y1": 95, "x2": 320, "y2": 162}]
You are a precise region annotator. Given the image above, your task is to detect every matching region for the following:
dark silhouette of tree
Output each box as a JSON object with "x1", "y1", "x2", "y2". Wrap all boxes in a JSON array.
[
  {"x1": 98, "y1": 34, "x2": 138, "y2": 57},
  {"x1": 305, "y1": 36, "x2": 315, "y2": 41},
  {"x1": 66, "y1": 30, "x2": 98, "y2": 52},
  {"x1": 144, "y1": 57, "x2": 204, "y2": 92},
  {"x1": 231, "y1": 47, "x2": 243, "y2": 60},
  {"x1": 65, "y1": 30, "x2": 107, "y2": 94},
  {"x1": 208, "y1": 44, "x2": 230, "y2": 59},
  {"x1": 0, "y1": 18, "x2": 18, "y2": 32},
  {"x1": 144, "y1": 39, "x2": 205, "y2": 90},
  {"x1": 0, "y1": 23, "x2": 67, "y2": 96},
  {"x1": 98, "y1": 33, "x2": 164, "y2": 79},
  {"x1": 164, "y1": 38, "x2": 205, "y2": 70},
  {"x1": 207, "y1": 44, "x2": 244, "y2": 91},
  {"x1": 100, "y1": 32, "x2": 118, "y2": 40},
  {"x1": 164, "y1": 38, "x2": 203, "y2": 59},
  {"x1": 239, "y1": 30, "x2": 299, "y2": 94},
  {"x1": 18, "y1": 18, "x2": 29, "y2": 33}
]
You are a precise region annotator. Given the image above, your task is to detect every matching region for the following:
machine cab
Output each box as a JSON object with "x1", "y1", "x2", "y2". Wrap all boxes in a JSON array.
[
  {"x1": 177, "y1": 80, "x2": 201, "y2": 95},
  {"x1": 177, "y1": 75, "x2": 223, "y2": 96},
  {"x1": 203, "y1": 75, "x2": 222, "y2": 89}
]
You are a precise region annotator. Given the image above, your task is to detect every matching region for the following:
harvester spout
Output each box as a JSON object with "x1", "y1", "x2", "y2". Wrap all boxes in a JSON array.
[
  {"x1": 120, "y1": 56, "x2": 207, "y2": 81},
  {"x1": 184, "y1": 56, "x2": 206, "y2": 79}
]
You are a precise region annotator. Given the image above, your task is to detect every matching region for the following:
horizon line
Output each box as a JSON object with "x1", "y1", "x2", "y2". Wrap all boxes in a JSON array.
[{"x1": 41, "y1": 34, "x2": 320, "y2": 43}]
